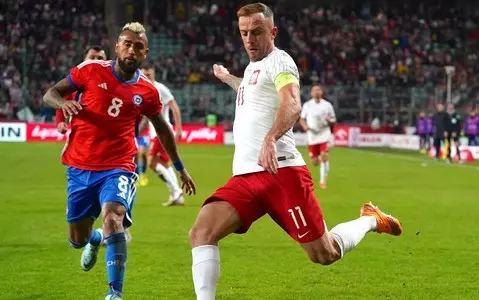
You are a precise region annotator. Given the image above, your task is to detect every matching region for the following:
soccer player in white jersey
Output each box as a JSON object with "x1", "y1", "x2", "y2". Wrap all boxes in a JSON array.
[
  {"x1": 141, "y1": 62, "x2": 185, "y2": 206},
  {"x1": 299, "y1": 85, "x2": 336, "y2": 189},
  {"x1": 188, "y1": 3, "x2": 403, "y2": 300}
]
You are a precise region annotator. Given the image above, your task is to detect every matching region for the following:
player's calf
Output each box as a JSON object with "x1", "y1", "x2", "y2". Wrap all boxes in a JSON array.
[{"x1": 189, "y1": 201, "x2": 242, "y2": 300}]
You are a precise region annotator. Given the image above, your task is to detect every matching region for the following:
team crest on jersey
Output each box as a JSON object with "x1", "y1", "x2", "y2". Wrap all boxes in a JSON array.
[
  {"x1": 248, "y1": 70, "x2": 261, "y2": 85},
  {"x1": 132, "y1": 94, "x2": 143, "y2": 106}
]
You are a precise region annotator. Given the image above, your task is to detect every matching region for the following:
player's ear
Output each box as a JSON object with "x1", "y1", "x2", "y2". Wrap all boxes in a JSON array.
[
  {"x1": 114, "y1": 42, "x2": 120, "y2": 55},
  {"x1": 144, "y1": 48, "x2": 149, "y2": 59},
  {"x1": 271, "y1": 26, "x2": 278, "y2": 40}
]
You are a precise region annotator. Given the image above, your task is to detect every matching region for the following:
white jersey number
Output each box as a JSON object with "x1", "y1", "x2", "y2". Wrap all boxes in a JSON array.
[
  {"x1": 288, "y1": 206, "x2": 308, "y2": 229},
  {"x1": 107, "y1": 97, "x2": 123, "y2": 117}
]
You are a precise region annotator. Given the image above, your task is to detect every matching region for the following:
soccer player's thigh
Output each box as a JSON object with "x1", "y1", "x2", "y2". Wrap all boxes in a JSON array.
[
  {"x1": 264, "y1": 166, "x2": 336, "y2": 260},
  {"x1": 99, "y1": 170, "x2": 138, "y2": 233},
  {"x1": 319, "y1": 142, "x2": 329, "y2": 162},
  {"x1": 308, "y1": 144, "x2": 320, "y2": 166},
  {"x1": 189, "y1": 175, "x2": 266, "y2": 246},
  {"x1": 66, "y1": 168, "x2": 99, "y2": 245}
]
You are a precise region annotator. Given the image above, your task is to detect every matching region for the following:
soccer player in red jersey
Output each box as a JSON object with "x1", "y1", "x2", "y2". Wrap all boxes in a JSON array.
[
  {"x1": 188, "y1": 4, "x2": 401, "y2": 300},
  {"x1": 56, "y1": 46, "x2": 107, "y2": 134},
  {"x1": 43, "y1": 22, "x2": 196, "y2": 300}
]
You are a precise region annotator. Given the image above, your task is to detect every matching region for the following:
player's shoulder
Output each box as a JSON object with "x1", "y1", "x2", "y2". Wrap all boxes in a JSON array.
[
  {"x1": 135, "y1": 74, "x2": 161, "y2": 100},
  {"x1": 322, "y1": 99, "x2": 333, "y2": 106},
  {"x1": 264, "y1": 48, "x2": 296, "y2": 67},
  {"x1": 76, "y1": 59, "x2": 112, "y2": 71},
  {"x1": 138, "y1": 74, "x2": 158, "y2": 91},
  {"x1": 153, "y1": 81, "x2": 171, "y2": 92}
]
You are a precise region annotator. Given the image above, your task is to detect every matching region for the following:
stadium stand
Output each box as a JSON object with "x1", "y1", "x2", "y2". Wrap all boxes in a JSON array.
[{"x1": 1, "y1": 0, "x2": 478, "y2": 125}]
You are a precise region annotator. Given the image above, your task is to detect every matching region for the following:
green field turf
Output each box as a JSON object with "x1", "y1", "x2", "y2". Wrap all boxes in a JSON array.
[{"x1": 0, "y1": 143, "x2": 478, "y2": 300}]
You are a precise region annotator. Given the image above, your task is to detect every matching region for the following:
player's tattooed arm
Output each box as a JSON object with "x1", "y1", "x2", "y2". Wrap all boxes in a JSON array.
[
  {"x1": 213, "y1": 64, "x2": 242, "y2": 91},
  {"x1": 43, "y1": 78, "x2": 82, "y2": 116},
  {"x1": 149, "y1": 113, "x2": 197, "y2": 195},
  {"x1": 267, "y1": 83, "x2": 302, "y2": 141}
]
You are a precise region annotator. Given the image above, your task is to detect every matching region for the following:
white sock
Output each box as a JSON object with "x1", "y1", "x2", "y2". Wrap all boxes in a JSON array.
[
  {"x1": 167, "y1": 167, "x2": 181, "y2": 191},
  {"x1": 330, "y1": 216, "x2": 377, "y2": 257},
  {"x1": 325, "y1": 161, "x2": 330, "y2": 176},
  {"x1": 155, "y1": 164, "x2": 175, "y2": 192},
  {"x1": 320, "y1": 162, "x2": 326, "y2": 184},
  {"x1": 192, "y1": 245, "x2": 220, "y2": 300}
]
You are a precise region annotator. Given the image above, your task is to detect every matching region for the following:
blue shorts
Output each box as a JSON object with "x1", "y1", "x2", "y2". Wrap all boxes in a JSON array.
[
  {"x1": 66, "y1": 167, "x2": 138, "y2": 228},
  {"x1": 136, "y1": 136, "x2": 150, "y2": 149}
]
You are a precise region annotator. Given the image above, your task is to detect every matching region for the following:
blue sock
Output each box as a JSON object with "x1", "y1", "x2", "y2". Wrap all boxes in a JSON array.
[
  {"x1": 105, "y1": 232, "x2": 127, "y2": 295},
  {"x1": 138, "y1": 160, "x2": 145, "y2": 174},
  {"x1": 88, "y1": 229, "x2": 102, "y2": 246}
]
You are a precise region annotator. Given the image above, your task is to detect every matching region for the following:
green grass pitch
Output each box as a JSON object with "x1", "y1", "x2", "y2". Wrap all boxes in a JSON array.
[{"x1": 0, "y1": 143, "x2": 478, "y2": 299}]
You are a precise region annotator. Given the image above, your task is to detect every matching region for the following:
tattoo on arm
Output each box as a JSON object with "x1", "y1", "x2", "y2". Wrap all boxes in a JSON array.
[
  {"x1": 43, "y1": 78, "x2": 77, "y2": 109},
  {"x1": 267, "y1": 83, "x2": 302, "y2": 141},
  {"x1": 149, "y1": 113, "x2": 181, "y2": 163}
]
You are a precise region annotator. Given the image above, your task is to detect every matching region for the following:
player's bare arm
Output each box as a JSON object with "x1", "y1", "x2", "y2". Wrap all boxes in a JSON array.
[
  {"x1": 213, "y1": 64, "x2": 242, "y2": 91},
  {"x1": 43, "y1": 79, "x2": 83, "y2": 117},
  {"x1": 148, "y1": 113, "x2": 196, "y2": 195},
  {"x1": 259, "y1": 82, "x2": 301, "y2": 174},
  {"x1": 168, "y1": 100, "x2": 183, "y2": 140}
]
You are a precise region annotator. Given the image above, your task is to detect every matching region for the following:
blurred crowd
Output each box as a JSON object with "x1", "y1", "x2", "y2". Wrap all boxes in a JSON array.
[
  {"x1": 0, "y1": 0, "x2": 108, "y2": 120},
  {"x1": 150, "y1": 1, "x2": 479, "y2": 90},
  {"x1": 2, "y1": 0, "x2": 479, "y2": 121}
]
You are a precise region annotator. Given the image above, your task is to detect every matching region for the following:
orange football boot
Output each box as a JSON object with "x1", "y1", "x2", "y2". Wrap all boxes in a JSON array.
[
  {"x1": 319, "y1": 182, "x2": 327, "y2": 190},
  {"x1": 360, "y1": 202, "x2": 402, "y2": 236}
]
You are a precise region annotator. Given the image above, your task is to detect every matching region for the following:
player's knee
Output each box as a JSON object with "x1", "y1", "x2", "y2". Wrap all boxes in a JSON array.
[
  {"x1": 188, "y1": 225, "x2": 218, "y2": 247},
  {"x1": 311, "y1": 157, "x2": 319, "y2": 166},
  {"x1": 320, "y1": 153, "x2": 328, "y2": 162},
  {"x1": 102, "y1": 203, "x2": 126, "y2": 233}
]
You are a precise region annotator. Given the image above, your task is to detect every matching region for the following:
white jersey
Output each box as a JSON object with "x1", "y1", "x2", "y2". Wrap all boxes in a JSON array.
[
  {"x1": 149, "y1": 81, "x2": 175, "y2": 137},
  {"x1": 232, "y1": 48, "x2": 306, "y2": 176},
  {"x1": 300, "y1": 99, "x2": 335, "y2": 145}
]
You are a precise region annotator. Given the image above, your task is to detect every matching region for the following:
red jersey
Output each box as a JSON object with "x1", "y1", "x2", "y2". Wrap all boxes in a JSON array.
[
  {"x1": 62, "y1": 60, "x2": 162, "y2": 172},
  {"x1": 55, "y1": 92, "x2": 77, "y2": 126}
]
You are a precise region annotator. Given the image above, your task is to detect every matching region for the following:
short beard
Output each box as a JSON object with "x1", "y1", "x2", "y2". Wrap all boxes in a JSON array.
[{"x1": 118, "y1": 58, "x2": 140, "y2": 74}]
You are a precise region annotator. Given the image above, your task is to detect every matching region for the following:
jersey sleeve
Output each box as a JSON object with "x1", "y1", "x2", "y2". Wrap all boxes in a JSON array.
[
  {"x1": 265, "y1": 50, "x2": 300, "y2": 91},
  {"x1": 141, "y1": 87, "x2": 163, "y2": 118},
  {"x1": 67, "y1": 61, "x2": 94, "y2": 91},
  {"x1": 328, "y1": 103, "x2": 336, "y2": 119},
  {"x1": 157, "y1": 83, "x2": 174, "y2": 106},
  {"x1": 300, "y1": 102, "x2": 308, "y2": 119}
]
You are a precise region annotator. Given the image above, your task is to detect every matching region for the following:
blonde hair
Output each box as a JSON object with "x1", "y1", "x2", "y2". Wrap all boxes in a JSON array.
[
  {"x1": 122, "y1": 22, "x2": 146, "y2": 34},
  {"x1": 237, "y1": 3, "x2": 274, "y2": 18}
]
